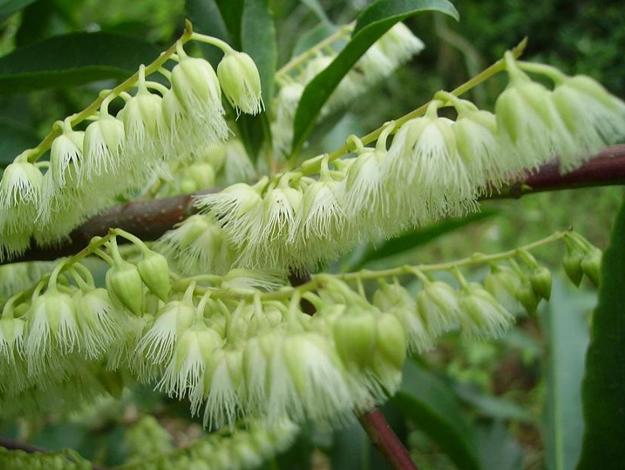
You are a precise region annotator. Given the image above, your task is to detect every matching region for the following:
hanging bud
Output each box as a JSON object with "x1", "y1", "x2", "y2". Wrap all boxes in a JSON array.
[
  {"x1": 333, "y1": 311, "x2": 377, "y2": 369},
  {"x1": 515, "y1": 280, "x2": 540, "y2": 314},
  {"x1": 484, "y1": 265, "x2": 523, "y2": 313},
  {"x1": 374, "y1": 313, "x2": 407, "y2": 372},
  {"x1": 106, "y1": 260, "x2": 144, "y2": 315},
  {"x1": 563, "y1": 249, "x2": 584, "y2": 286},
  {"x1": 137, "y1": 251, "x2": 171, "y2": 301},
  {"x1": 530, "y1": 265, "x2": 552, "y2": 300},
  {"x1": 416, "y1": 281, "x2": 460, "y2": 336},
  {"x1": 459, "y1": 283, "x2": 514, "y2": 338},
  {"x1": 581, "y1": 247, "x2": 602, "y2": 287},
  {"x1": 188, "y1": 163, "x2": 216, "y2": 189},
  {"x1": 217, "y1": 51, "x2": 263, "y2": 115}
]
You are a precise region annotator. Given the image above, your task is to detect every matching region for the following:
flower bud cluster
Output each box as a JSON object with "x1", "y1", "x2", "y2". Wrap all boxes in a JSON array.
[
  {"x1": 0, "y1": 38, "x2": 263, "y2": 259},
  {"x1": 272, "y1": 22, "x2": 425, "y2": 156},
  {"x1": 0, "y1": 447, "x2": 91, "y2": 470},
  {"x1": 120, "y1": 419, "x2": 297, "y2": 470},
  {"x1": 124, "y1": 416, "x2": 173, "y2": 463}
]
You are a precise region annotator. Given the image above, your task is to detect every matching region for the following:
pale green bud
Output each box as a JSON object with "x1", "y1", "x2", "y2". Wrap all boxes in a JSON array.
[
  {"x1": 217, "y1": 51, "x2": 263, "y2": 115},
  {"x1": 515, "y1": 280, "x2": 539, "y2": 314},
  {"x1": 137, "y1": 251, "x2": 171, "y2": 301},
  {"x1": 188, "y1": 163, "x2": 216, "y2": 189},
  {"x1": 106, "y1": 260, "x2": 144, "y2": 315},
  {"x1": 333, "y1": 311, "x2": 377, "y2": 368},
  {"x1": 563, "y1": 250, "x2": 584, "y2": 286},
  {"x1": 172, "y1": 56, "x2": 222, "y2": 112},
  {"x1": 581, "y1": 247, "x2": 602, "y2": 287},
  {"x1": 374, "y1": 313, "x2": 406, "y2": 371},
  {"x1": 530, "y1": 265, "x2": 552, "y2": 300},
  {"x1": 196, "y1": 143, "x2": 227, "y2": 170}
]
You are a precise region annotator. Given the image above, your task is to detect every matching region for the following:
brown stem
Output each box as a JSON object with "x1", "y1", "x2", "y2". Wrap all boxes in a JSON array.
[
  {"x1": 0, "y1": 436, "x2": 107, "y2": 470},
  {"x1": 4, "y1": 146, "x2": 625, "y2": 266},
  {"x1": 359, "y1": 409, "x2": 419, "y2": 470}
]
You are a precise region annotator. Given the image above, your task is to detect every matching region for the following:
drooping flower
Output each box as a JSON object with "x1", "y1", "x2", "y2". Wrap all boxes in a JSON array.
[
  {"x1": 458, "y1": 283, "x2": 514, "y2": 338},
  {"x1": 217, "y1": 51, "x2": 263, "y2": 115}
]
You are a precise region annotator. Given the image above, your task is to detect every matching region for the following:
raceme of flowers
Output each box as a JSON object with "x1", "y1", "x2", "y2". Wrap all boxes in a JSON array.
[
  {"x1": 0, "y1": 35, "x2": 263, "y2": 260},
  {"x1": 120, "y1": 416, "x2": 298, "y2": 470},
  {"x1": 0, "y1": 228, "x2": 600, "y2": 427},
  {"x1": 272, "y1": 22, "x2": 425, "y2": 156},
  {"x1": 197, "y1": 52, "x2": 625, "y2": 272}
]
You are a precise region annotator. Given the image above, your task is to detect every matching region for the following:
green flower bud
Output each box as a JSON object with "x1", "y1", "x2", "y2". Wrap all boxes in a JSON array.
[
  {"x1": 180, "y1": 177, "x2": 198, "y2": 194},
  {"x1": 189, "y1": 163, "x2": 216, "y2": 189},
  {"x1": 217, "y1": 51, "x2": 263, "y2": 115},
  {"x1": 333, "y1": 311, "x2": 377, "y2": 368},
  {"x1": 106, "y1": 260, "x2": 144, "y2": 315},
  {"x1": 374, "y1": 313, "x2": 406, "y2": 371},
  {"x1": 515, "y1": 280, "x2": 539, "y2": 314},
  {"x1": 530, "y1": 266, "x2": 552, "y2": 300},
  {"x1": 563, "y1": 250, "x2": 584, "y2": 286},
  {"x1": 137, "y1": 251, "x2": 171, "y2": 301},
  {"x1": 581, "y1": 247, "x2": 602, "y2": 287}
]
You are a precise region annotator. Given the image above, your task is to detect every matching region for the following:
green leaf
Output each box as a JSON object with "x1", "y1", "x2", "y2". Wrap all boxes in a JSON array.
[
  {"x1": 476, "y1": 421, "x2": 524, "y2": 470},
  {"x1": 578, "y1": 193, "x2": 625, "y2": 469},
  {"x1": 541, "y1": 279, "x2": 593, "y2": 470},
  {"x1": 292, "y1": 22, "x2": 338, "y2": 57},
  {"x1": 215, "y1": 0, "x2": 244, "y2": 49},
  {"x1": 0, "y1": 0, "x2": 37, "y2": 22},
  {"x1": 290, "y1": 0, "x2": 458, "y2": 156},
  {"x1": 0, "y1": 117, "x2": 39, "y2": 166},
  {"x1": 241, "y1": 0, "x2": 277, "y2": 109},
  {"x1": 301, "y1": 0, "x2": 332, "y2": 25},
  {"x1": 0, "y1": 32, "x2": 160, "y2": 94},
  {"x1": 347, "y1": 209, "x2": 497, "y2": 270},
  {"x1": 453, "y1": 383, "x2": 534, "y2": 424},
  {"x1": 391, "y1": 360, "x2": 482, "y2": 470}
]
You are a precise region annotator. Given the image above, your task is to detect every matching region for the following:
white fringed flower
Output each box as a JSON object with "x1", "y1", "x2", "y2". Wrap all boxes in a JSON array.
[
  {"x1": 296, "y1": 174, "x2": 345, "y2": 241},
  {"x1": 200, "y1": 348, "x2": 244, "y2": 428},
  {"x1": 0, "y1": 157, "x2": 43, "y2": 209},
  {"x1": 49, "y1": 125, "x2": 84, "y2": 188},
  {"x1": 416, "y1": 280, "x2": 460, "y2": 336},
  {"x1": 376, "y1": 22, "x2": 425, "y2": 65},
  {"x1": 217, "y1": 51, "x2": 263, "y2": 115},
  {"x1": 459, "y1": 283, "x2": 514, "y2": 338},
  {"x1": 0, "y1": 316, "x2": 25, "y2": 365},
  {"x1": 74, "y1": 288, "x2": 120, "y2": 359},
  {"x1": 26, "y1": 287, "x2": 80, "y2": 374},
  {"x1": 271, "y1": 83, "x2": 304, "y2": 156},
  {"x1": 120, "y1": 87, "x2": 165, "y2": 160},
  {"x1": 137, "y1": 296, "x2": 197, "y2": 365},
  {"x1": 83, "y1": 114, "x2": 125, "y2": 178},
  {"x1": 483, "y1": 265, "x2": 523, "y2": 313}
]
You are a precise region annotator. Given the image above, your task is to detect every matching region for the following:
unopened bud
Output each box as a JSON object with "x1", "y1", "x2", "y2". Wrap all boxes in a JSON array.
[
  {"x1": 581, "y1": 247, "x2": 602, "y2": 287},
  {"x1": 137, "y1": 251, "x2": 172, "y2": 301},
  {"x1": 106, "y1": 260, "x2": 144, "y2": 315},
  {"x1": 515, "y1": 281, "x2": 539, "y2": 314},
  {"x1": 530, "y1": 266, "x2": 552, "y2": 300},
  {"x1": 563, "y1": 250, "x2": 584, "y2": 286},
  {"x1": 333, "y1": 311, "x2": 377, "y2": 368},
  {"x1": 374, "y1": 313, "x2": 406, "y2": 371}
]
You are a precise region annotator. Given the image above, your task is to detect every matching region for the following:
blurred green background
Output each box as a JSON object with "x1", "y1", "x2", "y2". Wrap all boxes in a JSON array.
[{"x1": 1, "y1": 0, "x2": 623, "y2": 468}]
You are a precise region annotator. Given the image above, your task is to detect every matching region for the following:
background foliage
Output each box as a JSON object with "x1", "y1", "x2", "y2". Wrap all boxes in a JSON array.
[{"x1": 0, "y1": 0, "x2": 623, "y2": 468}]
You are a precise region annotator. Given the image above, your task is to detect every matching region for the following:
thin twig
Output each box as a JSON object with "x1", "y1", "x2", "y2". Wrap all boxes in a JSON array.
[{"x1": 4, "y1": 146, "x2": 625, "y2": 266}]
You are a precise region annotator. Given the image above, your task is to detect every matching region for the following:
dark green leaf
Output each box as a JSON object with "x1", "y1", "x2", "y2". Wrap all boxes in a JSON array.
[
  {"x1": 391, "y1": 360, "x2": 482, "y2": 470},
  {"x1": 0, "y1": 117, "x2": 39, "y2": 166},
  {"x1": 476, "y1": 421, "x2": 524, "y2": 470},
  {"x1": 301, "y1": 0, "x2": 332, "y2": 25},
  {"x1": 454, "y1": 383, "x2": 534, "y2": 424},
  {"x1": 292, "y1": 22, "x2": 338, "y2": 57},
  {"x1": 541, "y1": 279, "x2": 593, "y2": 470},
  {"x1": 0, "y1": 0, "x2": 37, "y2": 22},
  {"x1": 348, "y1": 209, "x2": 497, "y2": 270},
  {"x1": 215, "y1": 0, "x2": 244, "y2": 49},
  {"x1": 0, "y1": 32, "x2": 160, "y2": 94},
  {"x1": 186, "y1": 0, "x2": 231, "y2": 65},
  {"x1": 241, "y1": 0, "x2": 277, "y2": 109},
  {"x1": 578, "y1": 193, "x2": 625, "y2": 469},
  {"x1": 290, "y1": 0, "x2": 458, "y2": 156}
]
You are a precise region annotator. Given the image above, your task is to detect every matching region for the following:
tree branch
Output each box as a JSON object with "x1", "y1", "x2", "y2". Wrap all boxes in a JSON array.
[
  {"x1": 5, "y1": 145, "x2": 625, "y2": 265},
  {"x1": 359, "y1": 409, "x2": 418, "y2": 470}
]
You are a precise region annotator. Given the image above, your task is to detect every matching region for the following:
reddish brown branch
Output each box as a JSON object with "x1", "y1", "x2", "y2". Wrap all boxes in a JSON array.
[
  {"x1": 359, "y1": 409, "x2": 419, "y2": 470},
  {"x1": 4, "y1": 146, "x2": 625, "y2": 266}
]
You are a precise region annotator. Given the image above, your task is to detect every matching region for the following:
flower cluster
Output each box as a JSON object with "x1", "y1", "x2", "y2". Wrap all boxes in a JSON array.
[
  {"x1": 0, "y1": 38, "x2": 263, "y2": 260},
  {"x1": 0, "y1": 447, "x2": 91, "y2": 470},
  {"x1": 272, "y1": 22, "x2": 425, "y2": 156},
  {"x1": 120, "y1": 419, "x2": 297, "y2": 470},
  {"x1": 1, "y1": 227, "x2": 592, "y2": 428},
  {"x1": 199, "y1": 55, "x2": 625, "y2": 272}
]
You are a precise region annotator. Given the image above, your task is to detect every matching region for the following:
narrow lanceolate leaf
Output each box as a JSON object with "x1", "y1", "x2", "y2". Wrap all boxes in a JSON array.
[
  {"x1": 290, "y1": 0, "x2": 459, "y2": 156},
  {"x1": 391, "y1": 360, "x2": 482, "y2": 470},
  {"x1": 577, "y1": 193, "x2": 625, "y2": 469},
  {"x1": 0, "y1": 0, "x2": 37, "y2": 22},
  {"x1": 241, "y1": 0, "x2": 277, "y2": 109},
  {"x1": 541, "y1": 279, "x2": 593, "y2": 470},
  {"x1": 0, "y1": 32, "x2": 160, "y2": 93}
]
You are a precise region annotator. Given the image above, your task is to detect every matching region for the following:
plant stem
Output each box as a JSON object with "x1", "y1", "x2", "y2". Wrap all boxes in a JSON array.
[{"x1": 359, "y1": 409, "x2": 418, "y2": 470}]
